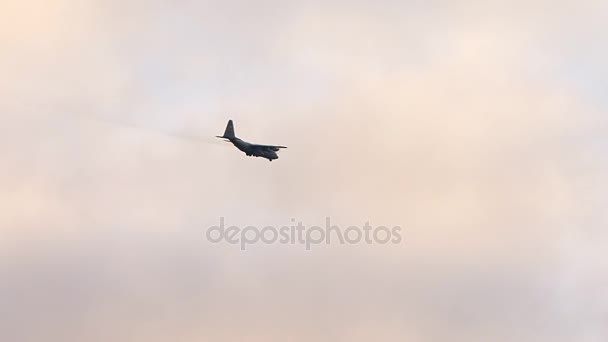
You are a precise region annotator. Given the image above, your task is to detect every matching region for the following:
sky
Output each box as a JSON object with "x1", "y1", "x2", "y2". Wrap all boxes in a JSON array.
[{"x1": 1, "y1": 0, "x2": 607, "y2": 341}]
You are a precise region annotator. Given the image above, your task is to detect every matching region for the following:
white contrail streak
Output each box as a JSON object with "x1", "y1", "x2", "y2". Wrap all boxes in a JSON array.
[{"x1": 71, "y1": 112, "x2": 225, "y2": 146}]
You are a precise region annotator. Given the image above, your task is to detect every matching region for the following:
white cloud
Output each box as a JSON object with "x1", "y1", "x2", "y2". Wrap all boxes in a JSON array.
[{"x1": 0, "y1": 1, "x2": 606, "y2": 341}]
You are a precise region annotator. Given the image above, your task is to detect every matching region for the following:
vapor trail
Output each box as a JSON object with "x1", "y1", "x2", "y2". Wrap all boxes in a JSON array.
[{"x1": 71, "y1": 112, "x2": 225, "y2": 146}]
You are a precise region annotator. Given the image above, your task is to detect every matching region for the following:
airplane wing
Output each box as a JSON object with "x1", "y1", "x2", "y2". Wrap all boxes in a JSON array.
[{"x1": 251, "y1": 144, "x2": 287, "y2": 152}]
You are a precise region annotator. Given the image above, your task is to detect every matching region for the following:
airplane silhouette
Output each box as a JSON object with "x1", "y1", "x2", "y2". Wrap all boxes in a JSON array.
[{"x1": 216, "y1": 120, "x2": 287, "y2": 161}]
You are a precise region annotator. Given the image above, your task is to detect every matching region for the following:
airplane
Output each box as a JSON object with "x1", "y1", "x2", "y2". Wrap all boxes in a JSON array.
[{"x1": 216, "y1": 120, "x2": 287, "y2": 161}]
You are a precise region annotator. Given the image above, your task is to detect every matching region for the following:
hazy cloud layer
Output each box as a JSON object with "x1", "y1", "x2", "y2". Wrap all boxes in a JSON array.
[{"x1": 1, "y1": 0, "x2": 607, "y2": 341}]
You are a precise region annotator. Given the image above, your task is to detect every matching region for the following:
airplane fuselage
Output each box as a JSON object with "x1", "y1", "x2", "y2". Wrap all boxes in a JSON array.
[{"x1": 228, "y1": 137, "x2": 279, "y2": 161}]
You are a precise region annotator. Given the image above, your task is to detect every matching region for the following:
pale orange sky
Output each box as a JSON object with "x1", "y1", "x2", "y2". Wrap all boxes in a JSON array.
[{"x1": 1, "y1": 1, "x2": 607, "y2": 341}]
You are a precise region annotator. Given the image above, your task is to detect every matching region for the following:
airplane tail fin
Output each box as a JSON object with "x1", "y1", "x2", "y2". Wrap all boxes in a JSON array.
[{"x1": 220, "y1": 120, "x2": 236, "y2": 139}]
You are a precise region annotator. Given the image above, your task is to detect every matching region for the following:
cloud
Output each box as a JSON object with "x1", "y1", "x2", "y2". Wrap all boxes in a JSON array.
[{"x1": 0, "y1": 0, "x2": 606, "y2": 341}]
